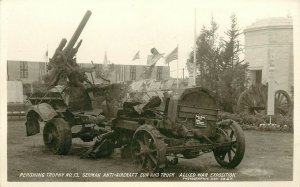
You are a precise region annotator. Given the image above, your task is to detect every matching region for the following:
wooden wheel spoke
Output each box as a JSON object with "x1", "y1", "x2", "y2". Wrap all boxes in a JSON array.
[
  {"x1": 145, "y1": 149, "x2": 158, "y2": 154},
  {"x1": 143, "y1": 133, "x2": 150, "y2": 146},
  {"x1": 275, "y1": 94, "x2": 279, "y2": 101},
  {"x1": 278, "y1": 103, "x2": 288, "y2": 108},
  {"x1": 244, "y1": 96, "x2": 253, "y2": 106},
  {"x1": 228, "y1": 150, "x2": 232, "y2": 162},
  {"x1": 148, "y1": 154, "x2": 158, "y2": 165},
  {"x1": 230, "y1": 130, "x2": 234, "y2": 138},
  {"x1": 137, "y1": 139, "x2": 145, "y2": 148},
  {"x1": 231, "y1": 140, "x2": 237, "y2": 145},
  {"x1": 231, "y1": 147, "x2": 236, "y2": 153},
  {"x1": 278, "y1": 94, "x2": 284, "y2": 103}
]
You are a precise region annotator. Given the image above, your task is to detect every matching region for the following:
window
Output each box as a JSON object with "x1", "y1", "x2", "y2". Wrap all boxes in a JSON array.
[
  {"x1": 156, "y1": 66, "x2": 163, "y2": 80},
  {"x1": 130, "y1": 65, "x2": 136, "y2": 80},
  {"x1": 255, "y1": 70, "x2": 262, "y2": 84},
  {"x1": 20, "y1": 61, "x2": 28, "y2": 78}
]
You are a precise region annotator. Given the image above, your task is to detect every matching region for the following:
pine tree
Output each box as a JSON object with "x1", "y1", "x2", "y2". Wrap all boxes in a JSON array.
[
  {"x1": 187, "y1": 17, "x2": 221, "y2": 91},
  {"x1": 218, "y1": 14, "x2": 248, "y2": 112},
  {"x1": 186, "y1": 14, "x2": 248, "y2": 113}
]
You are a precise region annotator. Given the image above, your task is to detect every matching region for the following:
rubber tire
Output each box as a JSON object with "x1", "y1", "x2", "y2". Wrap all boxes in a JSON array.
[
  {"x1": 213, "y1": 120, "x2": 245, "y2": 168},
  {"x1": 43, "y1": 118, "x2": 72, "y2": 155}
]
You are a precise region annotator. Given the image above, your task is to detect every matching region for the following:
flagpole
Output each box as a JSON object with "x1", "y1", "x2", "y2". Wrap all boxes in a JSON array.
[
  {"x1": 193, "y1": 8, "x2": 197, "y2": 86},
  {"x1": 45, "y1": 45, "x2": 48, "y2": 74},
  {"x1": 177, "y1": 44, "x2": 179, "y2": 89}
]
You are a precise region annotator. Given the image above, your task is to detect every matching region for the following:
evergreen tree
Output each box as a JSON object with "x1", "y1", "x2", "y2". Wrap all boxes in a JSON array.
[
  {"x1": 186, "y1": 14, "x2": 248, "y2": 113},
  {"x1": 218, "y1": 14, "x2": 248, "y2": 112},
  {"x1": 187, "y1": 17, "x2": 221, "y2": 92}
]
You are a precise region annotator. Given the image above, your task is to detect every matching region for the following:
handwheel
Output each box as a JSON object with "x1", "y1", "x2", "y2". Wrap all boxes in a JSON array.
[
  {"x1": 213, "y1": 120, "x2": 245, "y2": 168},
  {"x1": 43, "y1": 118, "x2": 72, "y2": 155},
  {"x1": 131, "y1": 125, "x2": 166, "y2": 172}
]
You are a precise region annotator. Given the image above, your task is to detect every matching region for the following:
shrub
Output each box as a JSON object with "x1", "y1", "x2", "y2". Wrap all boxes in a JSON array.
[{"x1": 218, "y1": 111, "x2": 293, "y2": 132}]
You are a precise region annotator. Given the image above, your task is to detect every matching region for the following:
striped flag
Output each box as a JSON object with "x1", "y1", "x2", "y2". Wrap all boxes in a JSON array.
[
  {"x1": 165, "y1": 46, "x2": 178, "y2": 64},
  {"x1": 132, "y1": 50, "x2": 140, "y2": 61}
]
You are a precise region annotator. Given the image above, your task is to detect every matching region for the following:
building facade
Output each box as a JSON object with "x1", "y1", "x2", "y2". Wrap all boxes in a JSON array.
[
  {"x1": 7, "y1": 60, "x2": 170, "y2": 94},
  {"x1": 244, "y1": 17, "x2": 294, "y2": 94},
  {"x1": 7, "y1": 60, "x2": 46, "y2": 84}
]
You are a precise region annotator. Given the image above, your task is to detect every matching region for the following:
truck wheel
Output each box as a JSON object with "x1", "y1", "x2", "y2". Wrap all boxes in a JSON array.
[
  {"x1": 131, "y1": 125, "x2": 166, "y2": 173},
  {"x1": 43, "y1": 118, "x2": 72, "y2": 155},
  {"x1": 213, "y1": 120, "x2": 245, "y2": 168}
]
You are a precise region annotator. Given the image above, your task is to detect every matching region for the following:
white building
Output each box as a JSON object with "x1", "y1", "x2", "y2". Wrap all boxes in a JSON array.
[{"x1": 244, "y1": 17, "x2": 294, "y2": 95}]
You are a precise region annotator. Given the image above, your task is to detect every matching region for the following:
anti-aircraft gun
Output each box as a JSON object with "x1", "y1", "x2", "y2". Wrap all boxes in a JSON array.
[
  {"x1": 44, "y1": 10, "x2": 91, "y2": 87},
  {"x1": 25, "y1": 10, "x2": 122, "y2": 155}
]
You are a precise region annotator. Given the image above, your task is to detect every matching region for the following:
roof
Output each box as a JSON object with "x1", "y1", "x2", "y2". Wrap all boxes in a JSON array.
[{"x1": 244, "y1": 17, "x2": 293, "y2": 33}]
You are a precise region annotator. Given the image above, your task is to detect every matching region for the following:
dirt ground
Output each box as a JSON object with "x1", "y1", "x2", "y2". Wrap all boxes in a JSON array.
[{"x1": 7, "y1": 118, "x2": 293, "y2": 182}]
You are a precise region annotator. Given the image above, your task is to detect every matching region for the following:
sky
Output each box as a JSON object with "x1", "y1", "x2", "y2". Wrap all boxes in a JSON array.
[{"x1": 3, "y1": 0, "x2": 299, "y2": 78}]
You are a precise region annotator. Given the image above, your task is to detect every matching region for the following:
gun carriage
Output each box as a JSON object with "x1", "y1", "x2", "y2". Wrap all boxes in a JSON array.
[{"x1": 25, "y1": 10, "x2": 245, "y2": 172}]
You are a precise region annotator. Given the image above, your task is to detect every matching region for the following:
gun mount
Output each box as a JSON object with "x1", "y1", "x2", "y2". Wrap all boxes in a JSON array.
[
  {"x1": 44, "y1": 10, "x2": 92, "y2": 87},
  {"x1": 25, "y1": 10, "x2": 122, "y2": 154}
]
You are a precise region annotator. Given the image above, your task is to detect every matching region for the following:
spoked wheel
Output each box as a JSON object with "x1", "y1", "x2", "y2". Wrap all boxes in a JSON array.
[
  {"x1": 213, "y1": 120, "x2": 245, "y2": 168},
  {"x1": 275, "y1": 90, "x2": 292, "y2": 116},
  {"x1": 131, "y1": 125, "x2": 166, "y2": 173},
  {"x1": 43, "y1": 118, "x2": 72, "y2": 155},
  {"x1": 237, "y1": 85, "x2": 292, "y2": 116},
  {"x1": 236, "y1": 89, "x2": 266, "y2": 115}
]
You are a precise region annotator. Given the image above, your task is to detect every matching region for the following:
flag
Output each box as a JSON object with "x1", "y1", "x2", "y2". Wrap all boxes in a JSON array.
[
  {"x1": 132, "y1": 50, "x2": 140, "y2": 61},
  {"x1": 165, "y1": 46, "x2": 178, "y2": 64},
  {"x1": 146, "y1": 48, "x2": 164, "y2": 65}
]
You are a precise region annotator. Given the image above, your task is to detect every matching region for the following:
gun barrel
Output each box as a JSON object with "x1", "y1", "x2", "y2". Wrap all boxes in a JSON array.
[
  {"x1": 63, "y1": 10, "x2": 92, "y2": 57},
  {"x1": 52, "y1": 38, "x2": 67, "y2": 59}
]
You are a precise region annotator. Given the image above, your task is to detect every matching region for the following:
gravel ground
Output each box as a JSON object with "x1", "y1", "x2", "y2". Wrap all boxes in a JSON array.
[{"x1": 7, "y1": 118, "x2": 293, "y2": 181}]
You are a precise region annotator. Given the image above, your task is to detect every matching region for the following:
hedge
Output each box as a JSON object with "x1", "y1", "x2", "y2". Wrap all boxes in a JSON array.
[{"x1": 218, "y1": 112, "x2": 293, "y2": 132}]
